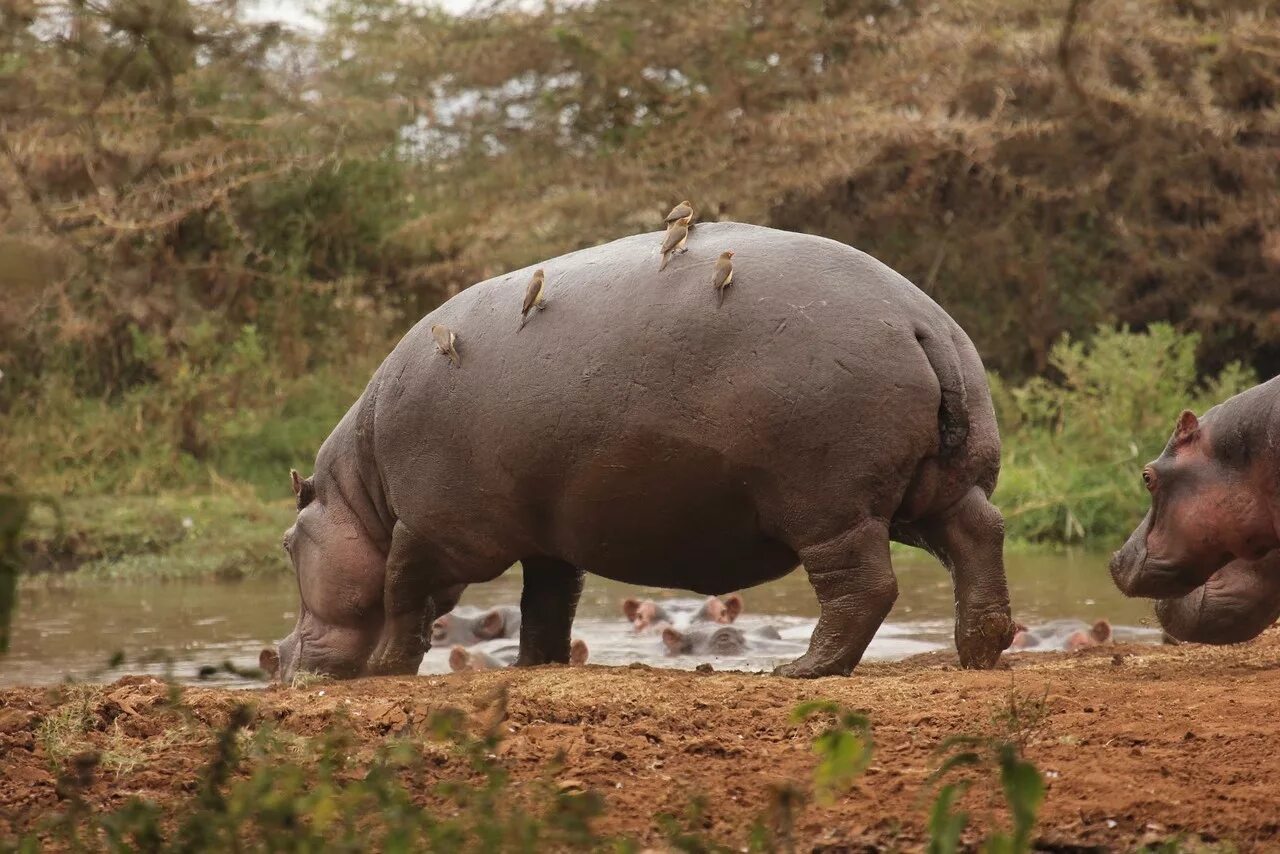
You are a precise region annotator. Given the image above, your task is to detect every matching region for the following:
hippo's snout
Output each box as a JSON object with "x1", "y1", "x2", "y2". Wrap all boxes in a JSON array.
[
  {"x1": 264, "y1": 631, "x2": 301, "y2": 683},
  {"x1": 1108, "y1": 544, "x2": 1145, "y2": 597},
  {"x1": 1108, "y1": 511, "x2": 1196, "y2": 599},
  {"x1": 1109, "y1": 541, "x2": 1201, "y2": 600}
]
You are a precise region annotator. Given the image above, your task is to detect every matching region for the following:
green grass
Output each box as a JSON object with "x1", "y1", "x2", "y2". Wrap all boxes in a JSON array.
[{"x1": 22, "y1": 492, "x2": 294, "y2": 583}]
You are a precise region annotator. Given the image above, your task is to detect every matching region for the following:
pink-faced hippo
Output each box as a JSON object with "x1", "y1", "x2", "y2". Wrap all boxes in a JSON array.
[
  {"x1": 263, "y1": 222, "x2": 1013, "y2": 681},
  {"x1": 1110, "y1": 377, "x2": 1280, "y2": 642},
  {"x1": 622, "y1": 594, "x2": 744, "y2": 631}
]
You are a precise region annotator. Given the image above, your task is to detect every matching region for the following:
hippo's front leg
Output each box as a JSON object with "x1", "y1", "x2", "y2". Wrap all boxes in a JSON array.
[
  {"x1": 515, "y1": 557, "x2": 585, "y2": 666},
  {"x1": 366, "y1": 521, "x2": 447, "y2": 676},
  {"x1": 774, "y1": 519, "x2": 898, "y2": 678}
]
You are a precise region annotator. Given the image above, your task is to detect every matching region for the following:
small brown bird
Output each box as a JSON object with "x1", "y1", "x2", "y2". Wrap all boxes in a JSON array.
[
  {"x1": 659, "y1": 222, "x2": 689, "y2": 271},
  {"x1": 713, "y1": 250, "x2": 734, "y2": 305},
  {"x1": 519, "y1": 268, "x2": 546, "y2": 330},
  {"x1": 431, "y1": 323, "x2": 460, "y2": 367},
  {"x1": 665, "y1": 200, "x2": 694, "y2": 228}
]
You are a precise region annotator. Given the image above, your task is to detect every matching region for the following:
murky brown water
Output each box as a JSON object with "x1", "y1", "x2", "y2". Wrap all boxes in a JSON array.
[{"x1": 1, "y1": 550, "x2": 1162, "y2": 686}]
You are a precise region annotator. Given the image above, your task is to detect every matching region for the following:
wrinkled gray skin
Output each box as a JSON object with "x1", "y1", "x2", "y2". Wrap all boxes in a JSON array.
[
  {"x1": 661, "y1": 625, "x2": 783, "y2": 656},
  {"x1": 431, "y1": 606, "x2": 521, "y2": 647},
  {"x1": 1110, "y1": 376, "x2": 1280, "y2": 643},
  {"x1": 266, "y1": 222, "x2": 1013, "y2": 682}
]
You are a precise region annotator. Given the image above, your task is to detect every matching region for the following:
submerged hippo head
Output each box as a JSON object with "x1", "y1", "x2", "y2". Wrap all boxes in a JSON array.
[
  {"x1": 432, "y1": 606, "x2": 520, "y2": 647},
  {"x1": 693, "y1": 593, "x2": 743, "y2": 624},
  {"x1": 1064, "y1": 619, "x2": 1112, "y2": 652},
  {"x1": 661, "y1": 625, "x2": 747, "y2": 657},
  {"x1": 1109, "y1": 409, "x2": 1277, "y2": 601},
  {"x1": 622, "y1": 594, "x2": 744, "y2": 632},
  {"x1": 260, "y1": 469, "x2": 385, "y2": 683},
  {"x1": 622, "y1": 598, "x2": 671, "y2": 631}
]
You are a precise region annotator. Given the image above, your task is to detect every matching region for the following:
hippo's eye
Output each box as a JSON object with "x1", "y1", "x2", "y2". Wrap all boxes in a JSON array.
[{"x1": 1142, "y1": 468, "x2": 1155, "y2": 491}]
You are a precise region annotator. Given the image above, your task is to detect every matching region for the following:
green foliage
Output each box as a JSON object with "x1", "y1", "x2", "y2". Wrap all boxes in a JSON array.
[
  {"x1": 5, "y1": 358, "x2": 372, "y2": 499},
  {"x1": 8, "y1": 693, "x2": 1054, "y2": 852},
  {"x1": 26, "y1": 688, "x2": 613, "y2": 852},
  {"x1": 926, "y1": 734, "x2": 1046, "y2": 854},
  {"x1": 20, "y1": 492, "x2": 294, "y2": 581},
  {"x1": 927, "y1": 783, "x2": 969, "y2": 854},
  {"x1": 4, "y1": 0, "x2": 1276, "y2": 561},
  {"x1": 789, "y1": 700, "x2": 873, "y2": 803},
  {"x1": 995, "y1": 324, "x2": 1257, "y2": 546}
]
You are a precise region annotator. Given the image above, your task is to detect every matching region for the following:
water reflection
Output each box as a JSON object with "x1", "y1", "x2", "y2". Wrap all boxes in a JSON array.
[{"x1": 2, "y1": 550, "x2": 1161, "y2": 686}]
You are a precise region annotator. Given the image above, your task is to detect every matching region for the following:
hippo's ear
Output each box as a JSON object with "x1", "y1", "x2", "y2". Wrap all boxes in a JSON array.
[
  {"x1": 1173, "y1": 410, "x2": 1200, "y2": 448},
  {"x1": 476, "y1": 609, "x2": 506, "y2": 640},
  {"x1": 290, "y1": 469, "x2": 303, "y2": 496},
  {"x1": 290, "y1": 470, "x2": 316, "y2": 511},
  {"x1": 721, "y1": 593, "x2": 743, "y2": 623},
  {"x1": 1091, "y1": 619, "x2": 1112, "y2": 643},
  {"x1": 569, "y1": 638, "x2": 589, "y2": 666},
  {"x1": 259, "y1": 647, "x2": 280, "y2": 680},
  {"x1": 622, "y1": 598, "x2": 641, "y2": 622},
  {"x1": 661, "y1": 627, "x2": 683, "y2": 654},
  {"x1": 449, "y1": 646, "x2": 471, "y2": 672}
]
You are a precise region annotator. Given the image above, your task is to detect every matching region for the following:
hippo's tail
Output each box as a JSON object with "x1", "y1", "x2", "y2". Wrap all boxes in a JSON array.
[{"x1": 914, "y1": 324, "x2": 969, "y2": 453}]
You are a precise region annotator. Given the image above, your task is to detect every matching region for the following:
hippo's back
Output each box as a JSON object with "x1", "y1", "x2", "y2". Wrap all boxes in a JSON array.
[{"x1": 370, "y1": 223, "x2": 991, "y2": 586}]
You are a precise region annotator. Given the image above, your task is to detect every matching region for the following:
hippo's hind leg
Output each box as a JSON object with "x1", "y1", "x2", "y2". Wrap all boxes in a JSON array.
[
  {"x1": 917, "y1": 486, "x2": 1014, "y2": 668},
  {"x1": 515, "y1": 557, "x2": 585, "y2": 666},
  {"x1": 774, "y1": 518, "x2": 897, "y2": 678}
]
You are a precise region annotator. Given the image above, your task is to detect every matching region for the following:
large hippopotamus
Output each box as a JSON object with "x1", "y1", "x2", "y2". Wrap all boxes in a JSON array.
[
  {"x1": 1110, "y1": 376, "x2": 1280, "y2": 642},
  {"x1": 263, "y1": 222, "x2": 1013, "y2": 681}
]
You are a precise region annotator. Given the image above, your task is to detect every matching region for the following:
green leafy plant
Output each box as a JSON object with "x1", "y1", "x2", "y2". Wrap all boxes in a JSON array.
[
  {"x1": 926, "y1": 735, "x2": 1046, "y2": 854},
  {"x1": 790, "y1": 700, "x2": 874, "y2": 803}
]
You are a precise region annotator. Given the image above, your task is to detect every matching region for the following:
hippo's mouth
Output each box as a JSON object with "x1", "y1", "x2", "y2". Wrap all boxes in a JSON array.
[{"x1": 1110, "y1": 548, "x2": 1203, "y2": 600}]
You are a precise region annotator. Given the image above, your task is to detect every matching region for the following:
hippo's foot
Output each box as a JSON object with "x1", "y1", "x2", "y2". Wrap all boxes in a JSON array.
[
  {"x1": 365, "y1": 631, "x2": 426, "y2": 677},
  {"x1": 773, "y1": 652, "x2": 851, "y2": 679},
  {"x1": 955, "y1": 608, "x2": 1015, "y2": 669},
  {"x1": 365, "y1": 651, "x2": 423, "y2": 677}
]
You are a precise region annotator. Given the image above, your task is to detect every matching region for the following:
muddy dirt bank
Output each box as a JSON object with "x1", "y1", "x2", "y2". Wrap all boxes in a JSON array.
[{"x1": 2, "y1": 631, "x2": 1279, "y2": 850}]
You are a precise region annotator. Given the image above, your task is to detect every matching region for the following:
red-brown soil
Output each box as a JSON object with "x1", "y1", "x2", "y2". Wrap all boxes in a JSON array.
[{"x1": 3, "y1": 631, "x2": 1279, "y2": 851}]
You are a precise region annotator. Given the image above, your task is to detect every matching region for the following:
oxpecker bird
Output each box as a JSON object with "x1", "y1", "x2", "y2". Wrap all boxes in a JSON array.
[
  {"x1": 519, "y1": 268, "x2": 547, "y2": 330},
  {"x1": 713, "y1": 250, "x2": 734, "y2": 306},
  {"x1": 431, "y1": 323, "x2": 460, "y2": 367},
  {"x1": 659, "y1": 222, "x2": 689, "y2": 271},
  {"x1": 665, "y1": 200, "x2": 694, "y2": 228}
]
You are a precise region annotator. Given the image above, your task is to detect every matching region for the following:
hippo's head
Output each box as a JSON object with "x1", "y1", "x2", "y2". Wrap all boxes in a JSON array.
[
  {"x1": 694, "y1": 593, "x2": 743, "y2": 624},
  {"x1": 1110, "y1": 409, "x2": 1277, "y2": 601},
  {"x1": 260, "y1": 469, "x2": 385, "y2": 683},
  {"x1": 431, "y1": 608, "x2": 512, "y2": 646},
  {"x1": 661, "y1": 625, "x2": 747, "y2": 657},
  {"x1": 622, "y1": 598, "x2": 671, "y2": 631}
]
